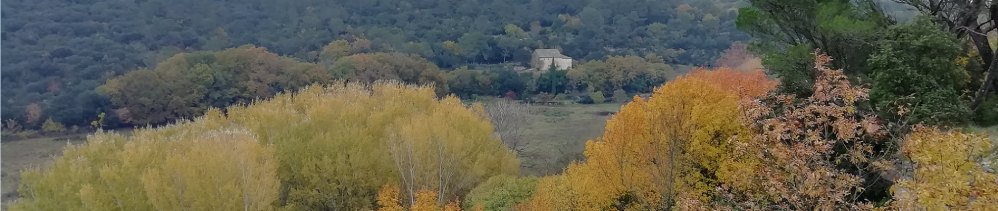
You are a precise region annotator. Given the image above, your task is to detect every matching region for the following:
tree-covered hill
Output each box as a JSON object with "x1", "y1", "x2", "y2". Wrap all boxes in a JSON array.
[{"x1": 1, "y1": 0, "x2": 750, "y2": 130}]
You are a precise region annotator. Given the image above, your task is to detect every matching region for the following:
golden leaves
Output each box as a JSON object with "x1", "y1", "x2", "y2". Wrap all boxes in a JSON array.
[
  {"x1": 892, "y1": 126, "x2": 998, "y2": 210},
  {"x1": 521, "y1": 66, "x2": 761, "y2": 209}
]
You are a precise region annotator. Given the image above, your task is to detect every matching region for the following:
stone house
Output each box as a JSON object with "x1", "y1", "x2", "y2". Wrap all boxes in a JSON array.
[{"x1": 531, "y1": 49, "x2": 573, "y2": 71}]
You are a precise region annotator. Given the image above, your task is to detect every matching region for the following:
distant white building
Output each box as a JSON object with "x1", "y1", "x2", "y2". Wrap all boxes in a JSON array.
[{"x1": 532, "y1": 49, "x2": 572, "y2": 71}]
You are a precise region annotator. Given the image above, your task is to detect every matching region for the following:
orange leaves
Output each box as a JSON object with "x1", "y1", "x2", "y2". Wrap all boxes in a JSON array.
[
  {"x1": 707, "y1": 50, "x2": 886, "y2": 210},
  {"x1": 686, "y1": 66, "x2": 778, "y2": 99}
]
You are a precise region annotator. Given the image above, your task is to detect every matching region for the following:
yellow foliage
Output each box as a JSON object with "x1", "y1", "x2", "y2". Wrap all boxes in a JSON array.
[
  {"x1": 892, "y1": 126, "x2": 998, "y2": 210},
  {"x1": 378, "y1": 184, "x2": 404, "y2": 211},
  {"x1": 12, "y1": 81, "x2": 517, "y2": 210},
  {"x1": 521, "y1": 71, "x2": 760, "y2": 210},
  {"x1": 10, "y1": 124, "x2": 279, "y2": 211},
  {"x1": 412, "y1": 190, "x2": 440, "y2": 211}
]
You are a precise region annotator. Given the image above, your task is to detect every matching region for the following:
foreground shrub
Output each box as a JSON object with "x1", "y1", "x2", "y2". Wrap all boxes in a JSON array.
[{"x1": 11, "y1": 81, "x2": 519, "y2": 210}]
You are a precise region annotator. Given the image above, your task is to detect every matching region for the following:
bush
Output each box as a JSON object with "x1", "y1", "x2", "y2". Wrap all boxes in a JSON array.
[
  {"x1": 589, "y1": 91, "x2": 605, "y2": 104},
  {"x1": 974, "y1": 95, "x2": 998, "y2": 126},
  {"x1": 15, "y1": 130, "x2": 38, "y2": 139},
  {"x1": 554, "y1": 93, "x2": 568, "y2": 101},
  {"x1": 464, "y1": 175, "x2": 540, "y2": 211},
  {"x1": 41, "y1": 118, "x2": 65, "y2": 133},
  {"x1": 612, "y1": 89, "x2": 628, "y2": 103},
  {"x1": 535, "y1": 92, "x2": 554, "y2": 102}
]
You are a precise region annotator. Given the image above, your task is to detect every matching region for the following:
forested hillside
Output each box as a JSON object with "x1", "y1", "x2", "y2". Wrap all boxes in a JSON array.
[{"x1": 1, "y1": 0, "x2": 749, "y2": 130}]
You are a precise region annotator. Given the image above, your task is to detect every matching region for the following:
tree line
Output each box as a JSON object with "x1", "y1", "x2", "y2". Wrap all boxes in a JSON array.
[{"x1": 1, "y1": 0, "x2": 750, "y2": 132}]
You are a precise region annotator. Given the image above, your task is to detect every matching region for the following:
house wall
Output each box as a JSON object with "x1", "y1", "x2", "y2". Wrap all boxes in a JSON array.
[
  {"x1": 538, "y1": 58, "x2": 572, "y2": 71},
  {"x1": 553, "y1": 58, "x2": 572, "y2": 70}
]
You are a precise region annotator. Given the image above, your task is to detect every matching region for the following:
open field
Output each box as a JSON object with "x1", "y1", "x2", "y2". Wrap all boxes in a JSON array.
[{"x1": 517, "y1": 103, "x2": 624, "y2": 176}]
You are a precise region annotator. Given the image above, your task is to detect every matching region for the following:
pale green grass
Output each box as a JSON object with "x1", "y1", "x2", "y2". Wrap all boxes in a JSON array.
[{"x1": 518, "y1": 103, "x2": 624, "y2": 176}]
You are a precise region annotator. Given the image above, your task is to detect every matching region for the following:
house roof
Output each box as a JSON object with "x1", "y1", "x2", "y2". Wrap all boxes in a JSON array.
[{"x1": 533, "y1": 49, "x2": 571, "y2": 59}]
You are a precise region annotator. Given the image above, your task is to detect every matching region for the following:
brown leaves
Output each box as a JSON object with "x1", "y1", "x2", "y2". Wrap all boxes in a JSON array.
[{"x1": 704, "y1": 50, "x2": 887, "y2": 210}]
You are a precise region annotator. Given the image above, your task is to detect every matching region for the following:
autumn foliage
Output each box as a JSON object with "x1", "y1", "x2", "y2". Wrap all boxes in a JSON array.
[
  {"x1": 686, "y1": 67, "x2": 777, "y2": 98},
  {"x1": 12, "y1": 81, "x2": 518, "y2": 211},
  {"x1": 891, "y1": 126, "x2": 998, "y2": 210},
  {"x1": 687, "y1": 51, "x2": 890, "y2": 210},
  {"x1": 519, "y1": 51, "x2": 998, "y2": 210},
  {"x1": 518, "y1": 65, "x2": 778, "y2": 210}
]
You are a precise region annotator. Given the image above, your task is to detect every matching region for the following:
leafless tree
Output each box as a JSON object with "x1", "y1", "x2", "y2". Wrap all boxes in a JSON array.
[{"x1": 483, "y1": 98, "x2": 533, "y2": 156}]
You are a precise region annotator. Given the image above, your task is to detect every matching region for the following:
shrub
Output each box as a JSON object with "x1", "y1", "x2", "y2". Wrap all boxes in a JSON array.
[
  {"x1": 535, "y1": 92, "x2": 554, "y2": 102},
  {"x1": 463, "y1": 175, "x2": 540, "y2": 211},
  {"x1": 589, "y1": 91, "x2": 605, "y2": 104},
  {"x1": 41, "y1": 118, "x2": 65, "y2": 133},
  {"x1": 612, "y1": 89, "x2": 628, "y2": 103},
  {"x1": 553, "y1": 93, "x2": 568, "y2": 101}
]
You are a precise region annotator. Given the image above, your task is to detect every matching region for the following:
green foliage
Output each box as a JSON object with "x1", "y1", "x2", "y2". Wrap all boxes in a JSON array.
[
  {"x1": 98, "y1": 46, "x2": 331, "y2": 125},
  {"x1": 2, "y1": 0, "x2": 750, "y2": 130},
  {"x1": 975, "y1": 95, "x2": 998, "y2": 126},
  {"x1": 738, "y1": 0, "x2": 889, "y2": 96},
  {"x1": 535, "y1": 93, "x2": 554, "y2": 102},
  {"x1": 612, "y1": 89, "x2": 629, "y2": 103},
  {"x1": 553, "y1": 93, "x2": 568, "y2": 101},
  {"x1": 331, "y1": 53, "x2": 449, "y2": 96},
  {"x1": 589, "y1": 91, "x2": 605, "y2": 104},
  {"x1": 568, "y1": 56, "x2": 674, "y2": 93},
  {"x1": 463, "y1": 175, "x2": 539, "y2": 211},
  {"x1": 40, "y1": 118, "x2": 65, "y2": 133},
  {"x1": 542, "y1": 109, "x2": 573, "y2": 117},
  {"x1": 868, "y1": 16, "x2": 971, "y2": 125},
  {"x1": 537, "y1": 69, "x2": 569, "y2": 95}
]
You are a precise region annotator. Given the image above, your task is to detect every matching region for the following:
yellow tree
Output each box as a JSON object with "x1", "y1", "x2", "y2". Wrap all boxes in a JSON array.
[
  {"x1": 892, "y1": 126, "x2": 998, "y2": 210},
  {"x1": 14, "y1": 81, "x2": 517, "y2": 211},
  {"x1": 10, "y1": 119, "x2": 280, "y2": 211},
  {"x1": 521, "y1": 67, "x2": 774, "y2": 210}
]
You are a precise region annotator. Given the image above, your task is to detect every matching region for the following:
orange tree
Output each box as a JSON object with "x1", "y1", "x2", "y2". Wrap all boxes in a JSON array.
[
  {"x1": 518, "y1": 66, "x2": 777, "y2": 210},
  {"x1": 679, "y1": 51, "x2": 894, "y2": 210}
]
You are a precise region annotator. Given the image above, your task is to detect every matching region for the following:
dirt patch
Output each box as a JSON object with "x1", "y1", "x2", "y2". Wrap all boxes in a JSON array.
[{"x1": 593, "y1": 111, "x2": 617, "y2": 116}]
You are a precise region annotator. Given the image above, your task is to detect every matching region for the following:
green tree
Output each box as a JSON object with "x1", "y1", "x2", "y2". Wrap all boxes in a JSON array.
[
  {"x1": 458, "y1": 32, "x2": 491, "y2": 62},
  {"x1": 589, "y1": 91, "x2": 605, "y2": 104},
  {"x1": 463, "y1": 175, "x2": 539, "y2": 211},
  {"x1": 321, "y1": 40, "x2": 353, "y2": 62},
  {"x1": 612, "y1": 89, "x2": 628, "y2": 103},
  {"x1": 737, "y1": 0, "x2": 890, "y2": 96},
  {"x1": 868, "y1": 16, "x2": 971, "y2": 125},
  {"x1": 331, "y1": 53, "x2": 449, "y2": 96}
]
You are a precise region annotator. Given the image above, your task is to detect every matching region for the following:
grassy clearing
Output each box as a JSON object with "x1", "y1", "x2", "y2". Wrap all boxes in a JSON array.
[
  {"x1": 518, "y1": 103, "x2": 624, "y2": 176},
  {"x1": 1, "y1": 129, "x2": 133, "y2": 207}
]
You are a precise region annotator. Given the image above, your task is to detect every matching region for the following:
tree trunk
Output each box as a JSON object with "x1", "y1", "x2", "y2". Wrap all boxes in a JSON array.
[{"x1": 970, "y1": 4, "x2": 998, "y2": 110}]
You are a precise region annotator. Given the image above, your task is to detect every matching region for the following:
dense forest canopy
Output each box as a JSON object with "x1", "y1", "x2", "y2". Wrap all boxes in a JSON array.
[{"x1": 1, "y1": 0, "x2": 752, "y2": 130}]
